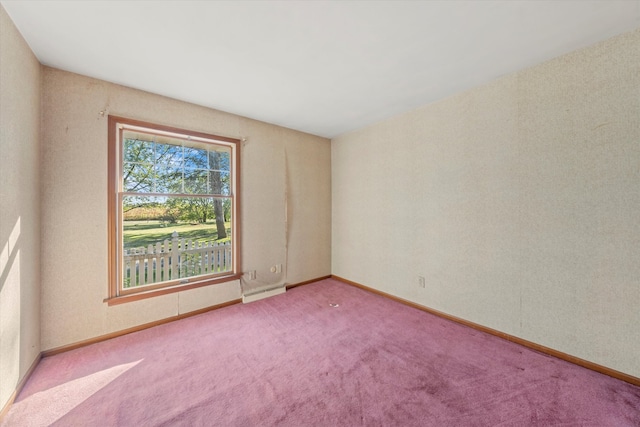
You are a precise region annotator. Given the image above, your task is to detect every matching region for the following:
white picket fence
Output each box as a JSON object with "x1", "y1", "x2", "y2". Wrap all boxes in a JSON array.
[{"x1": 123, "y1": 231, "x2": 232, "y2": 287}]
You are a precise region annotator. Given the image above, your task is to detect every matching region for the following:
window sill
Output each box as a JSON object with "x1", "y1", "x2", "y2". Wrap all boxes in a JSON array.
[{"x1": 104, "y1": 273, "x2": 242, "y2": 306}]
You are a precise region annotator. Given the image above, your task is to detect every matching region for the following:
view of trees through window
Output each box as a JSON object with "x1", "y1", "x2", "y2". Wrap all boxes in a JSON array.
[{"x1": 120, "y1": 128, "x2": 234, "y2": 288}]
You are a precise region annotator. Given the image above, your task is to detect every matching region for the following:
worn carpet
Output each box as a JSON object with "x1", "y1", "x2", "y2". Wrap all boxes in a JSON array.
[{"x1": 2, "y1": 278, "x2": 639, "y2": 426}]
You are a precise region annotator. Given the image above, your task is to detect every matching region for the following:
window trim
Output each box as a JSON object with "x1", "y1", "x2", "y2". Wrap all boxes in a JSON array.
[{"x1": 106, "y1": 116, "x2": 241, "y2": 306}]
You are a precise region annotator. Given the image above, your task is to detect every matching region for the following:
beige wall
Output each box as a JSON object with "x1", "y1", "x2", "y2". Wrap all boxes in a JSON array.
[
  {"x1": 40, "y1": 68, "x2": 331, "y2": 351},
  {"x1": 332, "y1": 29, "x2": 640, "y2": 377},
  {"x1": 0, "y1": 5, "x2": 42, "y2": 411}
]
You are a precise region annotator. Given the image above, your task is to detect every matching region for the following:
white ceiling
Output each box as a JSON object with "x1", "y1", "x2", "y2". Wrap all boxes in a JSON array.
[{"x1": 2, "y1": 1, "x2": 639, "y2": 138}]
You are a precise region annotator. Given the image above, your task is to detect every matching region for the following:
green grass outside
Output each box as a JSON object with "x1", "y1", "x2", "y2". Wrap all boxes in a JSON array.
[{"x1": 123, "y1": 220, "x2": 231, "y2": 250}]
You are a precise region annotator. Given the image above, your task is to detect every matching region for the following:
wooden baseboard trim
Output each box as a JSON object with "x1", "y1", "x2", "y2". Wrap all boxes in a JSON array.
[
  {"x1": 286, "y1": 275, "x2": 332, "y2": 290},
  {"x1": 331, "y1": 275, "x2": 640, "y2": 387},
  {"x1": 42, "y1": 276, "x2": 331, "y2": 358},
  {"x1": 0, "y1": 352, "x2": 42, "y2": 422},
  {"x1": 43, "y1": 298, "x2": 242, "y2": 357}
]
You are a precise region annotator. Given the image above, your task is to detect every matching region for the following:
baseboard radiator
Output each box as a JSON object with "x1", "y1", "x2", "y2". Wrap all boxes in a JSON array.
[{"x1": 242, "y1": 284, "x2": 286, "y2": 303}]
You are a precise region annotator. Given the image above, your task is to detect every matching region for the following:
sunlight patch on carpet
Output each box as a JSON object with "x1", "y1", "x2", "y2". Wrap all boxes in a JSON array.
[{"x1": 8, "y1": 360, "x2": 143, "y2": 426}]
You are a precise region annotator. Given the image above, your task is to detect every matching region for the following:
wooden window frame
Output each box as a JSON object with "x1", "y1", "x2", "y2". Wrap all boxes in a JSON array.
[{"x1": 106, "y1": 116, "x2": 241, "y2": 305}]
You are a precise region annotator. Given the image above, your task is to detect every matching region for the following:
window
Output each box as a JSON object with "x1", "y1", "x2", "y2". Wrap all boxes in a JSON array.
[{"x1": 107, "y1": 116, "x2": 241, "y2": 304}]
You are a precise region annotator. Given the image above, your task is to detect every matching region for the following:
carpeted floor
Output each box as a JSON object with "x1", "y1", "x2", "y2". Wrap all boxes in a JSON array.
[{"x1": 3, "y1": 278, "x2": 639, "y2": 426}]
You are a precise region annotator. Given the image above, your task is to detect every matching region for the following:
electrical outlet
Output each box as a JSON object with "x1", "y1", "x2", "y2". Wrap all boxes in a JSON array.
[
  {"x1": 270, "y1": 264, "x2": 282, "y2": 274},
  {"x1": 248, "y1": 270, "x2": 256, "y2": 280},
  {"x1": 417, "y1": 276, "x2": 426, "y2": 288}
]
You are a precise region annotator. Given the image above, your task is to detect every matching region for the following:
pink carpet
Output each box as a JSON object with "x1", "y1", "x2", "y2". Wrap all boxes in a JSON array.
[{"x1": 3, "y1": 278, "x2": 639, "y2": 426}]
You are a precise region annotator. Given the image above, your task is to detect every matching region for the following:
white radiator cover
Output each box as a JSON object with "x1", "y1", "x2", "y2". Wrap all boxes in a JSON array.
[{"x1": 242, "y1": 285, "x2": 286, "y2": 303}]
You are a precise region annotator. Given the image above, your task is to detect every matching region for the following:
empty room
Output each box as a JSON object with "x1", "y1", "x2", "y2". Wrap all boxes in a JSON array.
[{"x1": 1, "y1": 1, "x2": 639, "y2": 425}]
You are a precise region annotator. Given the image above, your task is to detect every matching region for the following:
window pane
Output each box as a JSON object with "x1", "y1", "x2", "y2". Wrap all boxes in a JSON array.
[
  {"x1": 122, "y1": 195, "x2": 232, "y2": 289},
  {"x1": 208, "y1": 150, "x2": 230, "y2": 172},
  {"x1": 210, "y1": 171, "x2": 230, "y2": 196},
  {"x1": 184, "y1": 168, "x2": 209, "y2": 194},
  {"x1": 155, "y1": 143, "x2": 183, "y2": 168},
  {"x1": 155, "y1": 166, "x2": 183, "y2": 193},
  {"x1": 124, "y1": 138, "x2": 154, "y2": 163},
  {"x1": 123, "y1": 163, "x2": 154, "y2": 193},
  {"x1": 184, "y1": 146, "x2": 208, "y2": 169}
]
